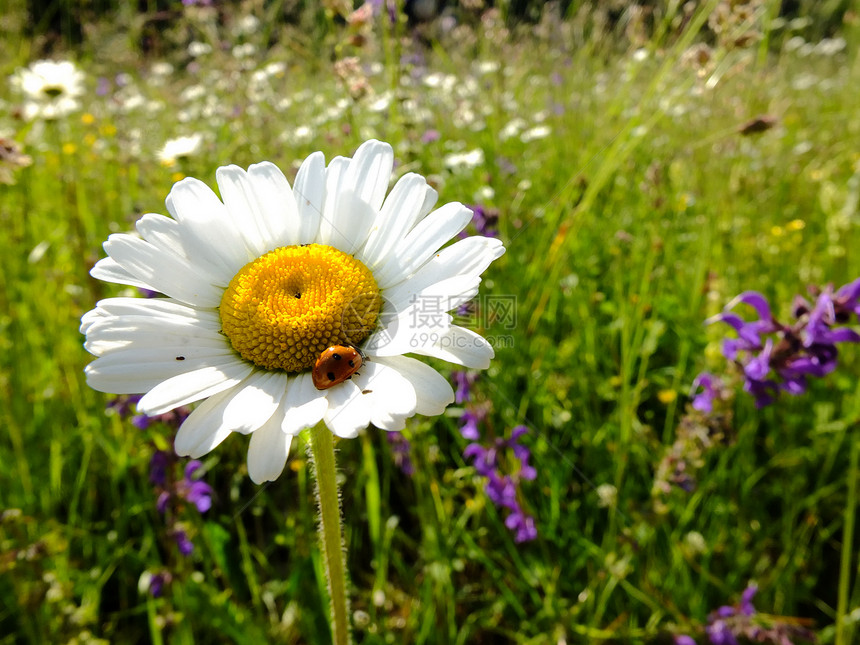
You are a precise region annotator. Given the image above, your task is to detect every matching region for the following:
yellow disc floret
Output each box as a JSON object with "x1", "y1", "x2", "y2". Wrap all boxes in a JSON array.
[{"x1": 220, "y1": 244, "x2": 382, "y2": 372}]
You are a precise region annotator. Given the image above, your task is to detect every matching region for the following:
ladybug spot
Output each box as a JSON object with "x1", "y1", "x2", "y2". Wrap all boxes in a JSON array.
[
  {"x1": 326, "y1": 371, "x2": 336, "y2": 381},
  {"x1": 332, "y1": 353, "x2": 342, "y2": 361}
]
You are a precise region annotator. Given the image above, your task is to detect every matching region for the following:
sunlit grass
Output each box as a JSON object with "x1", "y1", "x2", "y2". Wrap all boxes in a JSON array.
[{"x1": 1, "y1": 1, "x2": 859, "y2": 643}]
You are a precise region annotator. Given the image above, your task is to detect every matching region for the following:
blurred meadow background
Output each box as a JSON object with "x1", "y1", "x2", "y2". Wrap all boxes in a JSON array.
[{"x1": 2, "y1": 0, "x2": 860, "y2": 643}]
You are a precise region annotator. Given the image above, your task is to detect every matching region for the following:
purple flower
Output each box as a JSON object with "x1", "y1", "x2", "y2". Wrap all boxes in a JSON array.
[
  {"x1": 696, "y1": 583, "x2": 814, "y2": 645},
  {"x1": 148, "y1": 571, "x2": 170, "y2": 598},
  {"x1": 710, "y1": 280, "x2": 860, "y2": 408},
  {"x1": 463, "y1": 425, "x2": 538, "y2": 542},
  {"x1": 467, "y1": 205, "x2": 499, "y2": 238},
  {"x1": 132, "y1": 414, "x2": 152, "y2": 430},
  {"x1": 706, "y1": 620, "x2": 739, "y2": 645},
  {"x1": 675, "y1": 637, "x2": 697, "y2": 645},
  {"x1": 421, "y1": 129, "x2": 440, "y2": 144},
  {"x1": 691, "y1": 373, "x2": 719, "y2": 413},
  {"x1": 743, "y1": 377, "x2": 778, "y2": 409},
  {"x1": 835, "y1": 277, "x2": 860, "y2": 319},
  {"x1": 96, "y1": 77, "x2": 111, "y2": 97},
  {"x1": 173, "y1": 529, "x2": 194, "y2": 556},
  {"x1": 505, "y1": 507, "x2": 538, "y2": 543},
  {"x1": 106, "y1": 394, "x2": 142, "y2": 419},
  {"x1": 149, "y1": 450, "x2": 170, "y2": 486},
  {"x1": 156, "y1": 491, "x2": 170, "y2": 515},
  {"x1": 727, "y1": 291, "x2": 773, "y2": 322},
  {"x1": 459, "y1": 409, "x2": 483, "y2": 440},
  {"x1": 452, "y1": 371, "x2": 477, "y2": 404},
  {"x1": 179, "y1": 461, "x2": 212, "y2": 514},
  {"x1": 386, "y1": 432, "x2": 414, "y2": 476},
  {"x1": 739, "y1": 584, "x2": 757, "y2": 616}
]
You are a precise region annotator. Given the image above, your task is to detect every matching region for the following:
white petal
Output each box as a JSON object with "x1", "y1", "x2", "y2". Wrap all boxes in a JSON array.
[
  {"x1": 247, "y1": 410, "x2": 293, "y2": 484},
  {"x1": 166, "y1": 177, "x2": 252, "y2": 274},
  {"x1": 408, "y1": 325, "x2": 495, "y2": 369},
  {"x1": 90, "y1": 257, "x2": 157, "y2": 291},
  {"x1": 102, "y1": 234, "x2": 223, "y2": 307},
  {"x1": 292, "y1": 151, "x2": 325, "y2": 243},
  {"x1": 373, "y1": 355, "x2": 454, "y2": 416},
  {"x1": 85, "y1": 297, "x2": 221, "y2": 328},
  {"x1": 216, "y1": 165, "x2": 274, "y2": 258},
  {"x1": 359, "y1": 173, "x2": 435, "y2": 269},
  {"x1": 352, "y1": 361, "x2": 417, "y2": 429},
  {"x1": 317, "y1": 156, "x2": 350, "y2": 248},
  {"x1": 174, "y1": 371, "x2": 286, "y2": 457},
  {"x1": 364, "y1": 309, "x2": 453, "y2": 357},
  {"x1": 135, "y1": 213, "x2": 185, "y2": 256},
  {"x1": 323, "y1": 381, "x2": 371, "y2": 438},
  {"x1": 85, "y1": 320, "x2": 227, "y2": 355},
  {"x1": 325, "y1": 189, "x2": 376, "y2": 255},
  {"x1": 137, "y1": 360, "x2": 256, "y2": 415},
  {"x1": 247, "y1": 162, "x2": 300, "y2": 246},
  {"x1": 173, "y1": 387, "x2": 238, "y2": 458},
  {"x1": 85, "y1": 350, "x2": 244, "y2": 395},
  {"x1": 137, "y1": 213, "x2": 237, "y2": 288},
  {"x1": 281, "y1": 373, "x2": 328, "y2": 435},
  {"x1": 383, "y1": 237, "x2": 505, "y2": 309},
  {"x1": 374, "y1": 202, "x2": 473, "y2": 289},
  {"x1": 343, "y1": 140, "x2": 393, "y2": 211},
  {"x1": 385, "y1": 275, "x2": 480, "y2": 321}
]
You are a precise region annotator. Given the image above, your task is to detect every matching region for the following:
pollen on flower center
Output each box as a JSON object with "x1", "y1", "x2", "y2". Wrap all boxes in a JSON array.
[{"x1": 220, "y1": 244, "x2": 382, "y2": 372}]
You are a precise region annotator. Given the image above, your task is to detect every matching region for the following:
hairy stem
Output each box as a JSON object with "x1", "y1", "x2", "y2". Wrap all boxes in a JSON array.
[{"x1": 309, "y1": 424, "x2": 351, "y2": 645}]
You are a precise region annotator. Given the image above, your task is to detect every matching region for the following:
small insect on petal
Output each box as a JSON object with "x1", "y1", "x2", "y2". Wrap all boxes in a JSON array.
[{"x1": 312, "y1": 345, "x2": 363, "y2": 390}]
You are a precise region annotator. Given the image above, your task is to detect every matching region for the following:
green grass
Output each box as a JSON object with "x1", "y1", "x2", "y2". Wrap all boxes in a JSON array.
[{"x1": 1, "y1": 1, "x2": 860, "y2": 643}]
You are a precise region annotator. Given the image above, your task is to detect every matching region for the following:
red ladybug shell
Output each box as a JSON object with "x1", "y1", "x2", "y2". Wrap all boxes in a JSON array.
[{"x1": 312, "y1": 345, "x2": 363, "y2": 390}]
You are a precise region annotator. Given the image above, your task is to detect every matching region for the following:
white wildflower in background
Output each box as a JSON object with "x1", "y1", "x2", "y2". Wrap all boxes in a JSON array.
[
  {"x1": 9, "y1": 59, "x2": 85, "y2": 120},
  {"x1": 500, "y1": 118, "x2": 526, "y2": 141},
  {"x1": 596, "y1": 484, "x2": 618, "y2": 508},
  {"x1": 81, "y1": 140, "x2": 505, "y2": 483},
  {"x1": 187, "y1": 41, "x2": 212, "y2": 57},
  {"x1": 520, "y1": 125, "x2": 551, "y2": 143},
  {"x1": 157, "y1": 134, "x2": 204, "y2": 167},
  {"x1": 443, "y1": 148, "x2": 484, "y2": 171}
]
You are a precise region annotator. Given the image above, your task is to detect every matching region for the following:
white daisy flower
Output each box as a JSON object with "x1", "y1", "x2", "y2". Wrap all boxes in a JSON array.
[
  {"x1": 443, "y1": 148, "x2": 485, "y2": 171},
  {"x1": 81, "y1": 140, "x2": 505, "y2": 483},
  {"x1": 157, "y1": 134, "x2": 204, "y2": 167},
  {"x1": 9, "y1": 59, "x2": 85, "y2": 120}
]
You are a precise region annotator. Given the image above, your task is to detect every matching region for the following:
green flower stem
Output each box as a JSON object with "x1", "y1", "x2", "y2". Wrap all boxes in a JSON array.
[
  {"x1": 309, "y1": 424, "x2": 352, "y2": 645},
  {"x1": 835, "y1": 427, "x2": 857, "y2": 645}
]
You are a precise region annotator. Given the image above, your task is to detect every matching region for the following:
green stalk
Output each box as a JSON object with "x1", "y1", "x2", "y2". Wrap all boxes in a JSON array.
[
  {"x1": 309, "y1": 424, "x2": 352, "y2": 645},
  {"x1": 835, "y1": 427, "x2": 858, "y2": 645}
]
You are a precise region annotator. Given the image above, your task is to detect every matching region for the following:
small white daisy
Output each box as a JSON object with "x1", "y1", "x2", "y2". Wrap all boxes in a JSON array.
[
  {"x1": 9, "y1": 59, "x2": 85, "y2": 120},
  {"x1": 443, "y1": 148, "x2": 485, "y2": 171},
  {"x1": 82, "y1": 140, "x2": 505, "y2": 483},
  {"x1": 157, "y1": 134, "x2": 204, "y2": 167}
]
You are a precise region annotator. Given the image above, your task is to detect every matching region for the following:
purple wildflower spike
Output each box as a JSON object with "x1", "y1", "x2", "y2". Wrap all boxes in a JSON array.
[
  {"x1": 459, "y1": 409, "x2": 483, "y2": 440},
  {"x1": 180, "y1": 461, "x2": 213, "y2": 513},
  {"x1": 173, "y1": 529, "x2": 194, "y2": 556},
  {"x1": 726, "y1": 291, "x2": 773, "y2": 322},
  {"x1": 739, "y1": 584, "x2": 757, "y2": 616},
  {"x1": 691, "y1": 373, "x2": 719, "y2": 413},
  {"x1": 710, "y1": 279, "x2": 860, "y2": 407}
]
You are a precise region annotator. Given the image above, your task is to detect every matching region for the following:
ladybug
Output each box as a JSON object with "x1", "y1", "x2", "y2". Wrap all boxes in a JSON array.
[{"x1": 312, "y1": 345, "x2": 364, "y2": 390}]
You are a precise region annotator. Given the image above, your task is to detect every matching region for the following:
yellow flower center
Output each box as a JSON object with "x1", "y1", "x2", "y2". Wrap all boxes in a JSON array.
[{"x1": 220, "y1": 244, "x2": 382, "y2": 372}]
